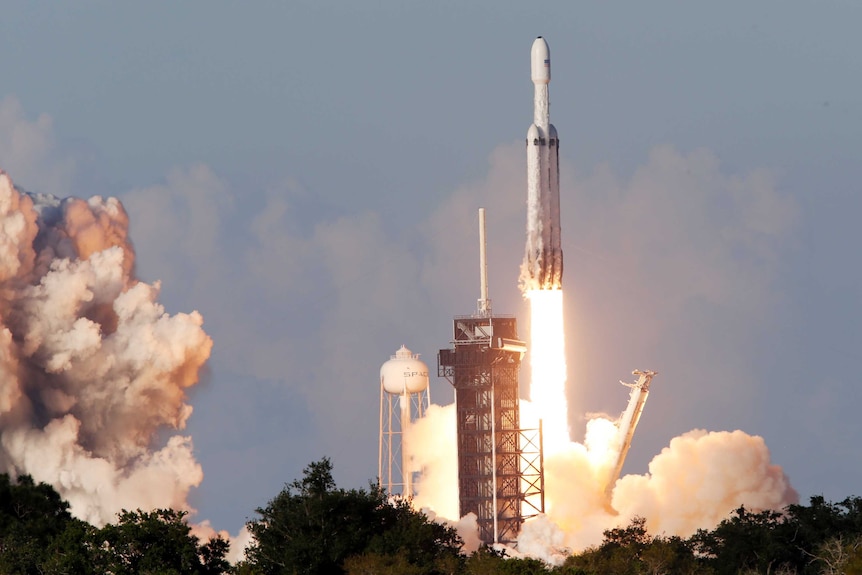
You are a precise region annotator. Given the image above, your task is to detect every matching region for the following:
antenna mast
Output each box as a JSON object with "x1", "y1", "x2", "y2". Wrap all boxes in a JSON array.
[{"x1": 478, "y1": 208, "x2": 491, "y2": 316}]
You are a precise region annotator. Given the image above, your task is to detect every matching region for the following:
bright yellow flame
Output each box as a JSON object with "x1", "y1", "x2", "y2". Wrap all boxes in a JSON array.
[
  {"x1": 526, "y1": 289, "x2": 569, "y2": 454},
  {"x1": 583, "y1": 417, "x2": 620, "y2": 469}
]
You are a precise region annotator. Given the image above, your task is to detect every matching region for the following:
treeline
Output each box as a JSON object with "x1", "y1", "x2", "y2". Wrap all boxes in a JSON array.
[
  {"x1": 1, "y1": 461, "x2": 861, "y2": 575},
  {"x1": 0, "y1": 474, "x2": 228, "y2": 574}
]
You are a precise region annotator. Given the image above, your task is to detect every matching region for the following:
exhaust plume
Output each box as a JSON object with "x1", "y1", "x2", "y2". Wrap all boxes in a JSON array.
[
  {"x1": 0, "y1": 170, "x2": 212, "y2": 526},
  {"x1": 407, "y1": 402, "x2": 797, "y2": 564}
]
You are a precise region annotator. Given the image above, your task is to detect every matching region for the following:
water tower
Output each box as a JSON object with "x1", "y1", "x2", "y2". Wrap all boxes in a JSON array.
[{"x1": 379, "y1": 345, "x2": 430, "y2": 498}]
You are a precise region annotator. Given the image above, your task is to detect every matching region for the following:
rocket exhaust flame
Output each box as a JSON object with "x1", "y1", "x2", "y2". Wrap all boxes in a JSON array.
[
  {"x1": 405, "y1": 35, "x2": 797, "y2": 565},
  {"x1": 525, "y1": 289, "x2": 569, "y2": 449},
  {"x1": 520, "y1": 35, "x2": 570, "y2": 465},
  {"x1": 507, "y1": 37, "x2": 795, "y2": 561}
]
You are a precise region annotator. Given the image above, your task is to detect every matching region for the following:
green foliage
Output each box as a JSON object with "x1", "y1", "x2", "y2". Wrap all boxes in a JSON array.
[
  {"x1": 0, "y1": 473, "x2": 230, "y2": 574},
  {"x1": 244, "y1": 457, "x2": 463, "y2": 575},
  {"x1": 229, "y1": 560, "x2": 260, "y2": 575},
  {"x1": 365, "y1": 497, "x2": 463, "y2": 569},
  {"x1": 201, "y1": 535, "x2": 232, "y2": 574},
  {"x1": 41, "y1": 519, "x2": 100, "y2": 575},
  {"x1": 561, "y1": 517, "x2": 700, "y2": 575},
  {"x1": 785, "y1": 495, "x2": 862, "y2": 572},
  {"x1": 463, "y1": 546, "x2": 551, "y2": 575},
  {"x1": 639, "y1": 536, "x2": 701, "y2": 575},
  {"x1": 0, "y1": 473, "x2": 92, "y2": 574},
  {"x1": 5, "y1": 460, "x2": 862, "y2": 575},
  {"x1": 462, "y1": 546, "x2": 507, "y2": 575},
  {"x1": 689, "y1": 497, "x2": 862, "y2": 575},
  {"x1": 91, "y1": 508, "x2": 230, "y2": 575},
  {"x1": 564, "y1": 517, "x2": 648, "y2": 575},
  {"x1": 344, "y1": 551, "x2": 426, "y2": 575},
  {"x1": 244, "y1": 460, "x2": 862, "y2": 575},
  {"x1": 691, "y1": 506, "x2": 792, "y2": 575},
  {"x1": 807, "y1": 534, "x2": 862, "y2": 575}
]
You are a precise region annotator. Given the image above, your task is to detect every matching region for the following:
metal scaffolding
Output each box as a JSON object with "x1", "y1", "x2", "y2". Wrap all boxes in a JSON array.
[{"x1": 439, "y1": 315, "x2": 544, "y2": 545}]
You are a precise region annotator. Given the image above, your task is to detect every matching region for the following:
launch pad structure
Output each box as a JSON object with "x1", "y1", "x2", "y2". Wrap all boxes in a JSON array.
[{"x1": 438, "y1": 209, "x2": 545, "y2": 545}]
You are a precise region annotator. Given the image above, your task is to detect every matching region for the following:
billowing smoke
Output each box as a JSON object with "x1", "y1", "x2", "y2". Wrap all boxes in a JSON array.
[
  {"x1": 406, "y1": 403, "x2": 459, "y2": 519},
  {"x1": 407, "y1": 403, "x2": 797, "y2": 564},
  {"x1": 399, "y1": 140, "x2": 802, "y2": 563},
  {"x1": 0, "y1": 170, "x2": 212, "y2": 526},
  {"x1": 528, "y1": 423, "x2": 797, "y2": 561}
]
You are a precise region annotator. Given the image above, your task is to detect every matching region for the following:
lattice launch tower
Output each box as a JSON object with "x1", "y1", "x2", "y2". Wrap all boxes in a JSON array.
[{"x1": 438, "y1": 208, "x2": 544, "y2": 544}]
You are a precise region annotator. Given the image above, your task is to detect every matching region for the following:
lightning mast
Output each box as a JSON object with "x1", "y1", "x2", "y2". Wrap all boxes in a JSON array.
[{"x1": 438, "y1": 208, "x2": 544, "y2": 545}]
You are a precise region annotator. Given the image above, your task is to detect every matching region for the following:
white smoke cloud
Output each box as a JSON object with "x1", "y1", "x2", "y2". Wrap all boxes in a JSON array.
[
  {"x1": 23, "y1": 135, "x2": 793, "y2": 562},
  {"x1": 0, "y1": 170, "x2": 212, "y2": 526},
  {"x1": 121, "y1": 164, "x2": 233, "y2": 286},
  {"x1": 0, "y1": 96, "x2": 75, "y2": 197},
  {"x1": 401, "y1": 143, "x2": 800, "y2": 564},
  {"x1": 420, "y1": 507, "x2": 482, "y2": 555},
  {"x1": 407, "y1": 399, "x2": 796, "y2": 564},
  {"x1": 612, "y1": 429, "x2": 797, "y2": 536},
  {"x1": 536, "y1": 422, "x2": 797, "y2": 556},
  {"x1": 568, "y1": 145, "x2": 798, "y2": 433},
  {"x1": 405, "y1": 403, "x2": 458, "y2": 519}
]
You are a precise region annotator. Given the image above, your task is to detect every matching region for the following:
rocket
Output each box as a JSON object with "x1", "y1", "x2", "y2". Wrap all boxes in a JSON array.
[
  {"x1": 604, "y1": 370, "x2": 657, "y2": 498},
  {"x1": 522, "y1": 36, "x2": 563, "y2": 291}
]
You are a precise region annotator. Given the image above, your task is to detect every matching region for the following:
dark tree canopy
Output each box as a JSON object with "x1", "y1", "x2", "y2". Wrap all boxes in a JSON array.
[
  {"x1": 91, "y1": 508, "x2": 230, "y2": 575},
  {"x1": 242, "y1": 460, "x2": 862, "y2": 575},
  {"x1": 1, "y1": 463, "x2": 862, "y2": 575},
  {"x1": 243, "y1": 457, "x2": 463, "y2": 575},
  {"x1": 0, "y1": 473, "x2": 96, "y2": 574},
  {"x1": 0, "y1": 474, "x2": 229, "y2": 575}
]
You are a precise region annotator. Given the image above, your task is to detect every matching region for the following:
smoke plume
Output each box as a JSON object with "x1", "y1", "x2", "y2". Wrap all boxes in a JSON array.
[
  {"x1": 408, "y1": 402, "x2": 797, "y2": 564},
  {"x1": 0, "y1": 170, "x2": 212, "y2": 526}
]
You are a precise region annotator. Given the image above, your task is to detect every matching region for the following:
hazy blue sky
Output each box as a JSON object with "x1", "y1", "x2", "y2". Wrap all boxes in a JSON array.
[{"x1": 1, "y1": 1, "x2": 860, "y2": 534}]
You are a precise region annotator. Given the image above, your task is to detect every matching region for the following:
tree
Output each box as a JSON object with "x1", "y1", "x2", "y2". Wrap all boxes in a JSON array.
[
  {"x1": 244, "y1": 457, "x2": 463, "y2": 575},
  {"x1": 462, "y1": 546, "x2": 507, "y2": 575},
  {"x1": 91, "y1": 508, "x2": 229, "y2": 575},
  {"x1": 639, "y1": 536, "x2": 700, "y2": 575},
  {"x1": 344, "y1": 551, "x2": 425, "y2": 575},
  {"x1": 561, "y1": 518, "x2": 701, "y2": 575},
  {"x1": 800, "y1": 534, "x2": 862, "y2": 575},
  {"x1": 365, "y1": 497, "x2": 463, "y2": 570},
  {"x1": 692, "y1": 506, "x2": 798, "y2": 575},
  {"x1": 0, "y1": 473, "x2": 93, "y2": 574},
  {"x1": 578, "y1": 517, "x2": 651, "y2": 575},
  {"x1": 461, "y1": 546, "x2": 551, "y2": 575},
  {"x1": 41, "y1": 518, "x2": 100, "y2": 575}
]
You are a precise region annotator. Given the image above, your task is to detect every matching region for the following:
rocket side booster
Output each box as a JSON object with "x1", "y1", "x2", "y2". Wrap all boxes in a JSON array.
[
  {"x1": 604, "y1": 370, "x2": 657, "y2": 498},
  {"x1": 522, "y1": 36, "x2": 563, "y2": 291}
]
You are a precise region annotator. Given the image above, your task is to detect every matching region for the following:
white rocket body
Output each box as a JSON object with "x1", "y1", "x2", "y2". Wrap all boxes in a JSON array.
[
  {"x1": 605, "y1": 371, "x2": 657, "y2": 498},
  {"x1": 523, "y1": 36, "x2": 563, "y2": 290}
]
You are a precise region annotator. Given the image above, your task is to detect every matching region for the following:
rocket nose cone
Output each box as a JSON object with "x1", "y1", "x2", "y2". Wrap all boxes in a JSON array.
[{"x1": 531, "y1": 37, "x2": 551, "y2": 84}]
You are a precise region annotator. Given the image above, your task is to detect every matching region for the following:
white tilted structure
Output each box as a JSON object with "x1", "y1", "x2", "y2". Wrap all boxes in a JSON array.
[
  {"x1": 379, "y1": 345, "x2": 430, "y2": 498},
  {"x1": 605, "y1": 370, "x2": 657, "y2": 498}
]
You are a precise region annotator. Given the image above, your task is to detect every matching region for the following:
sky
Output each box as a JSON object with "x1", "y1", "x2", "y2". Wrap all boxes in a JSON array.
[{"x1": 0, "y1": 1, "x2": 860, "y2": 537}]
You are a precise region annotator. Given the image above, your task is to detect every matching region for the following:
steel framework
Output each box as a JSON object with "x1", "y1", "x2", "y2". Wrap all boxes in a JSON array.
[
  {"x1": 379, "y1": 386, "x2": 430, "y2": 498},
  {"x1": 439, "y1": 315, "x2": 544, "y2": 545}
]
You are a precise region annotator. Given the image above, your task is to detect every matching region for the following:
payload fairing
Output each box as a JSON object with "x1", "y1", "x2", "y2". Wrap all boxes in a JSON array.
[{"x1": 522, "y1": 36, "x2": 563, "y2": 291}]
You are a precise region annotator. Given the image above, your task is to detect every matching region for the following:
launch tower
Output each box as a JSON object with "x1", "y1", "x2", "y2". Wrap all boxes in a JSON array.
[{"x1": 438, "y1": 209, "x2": 544, "y2": 545}]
